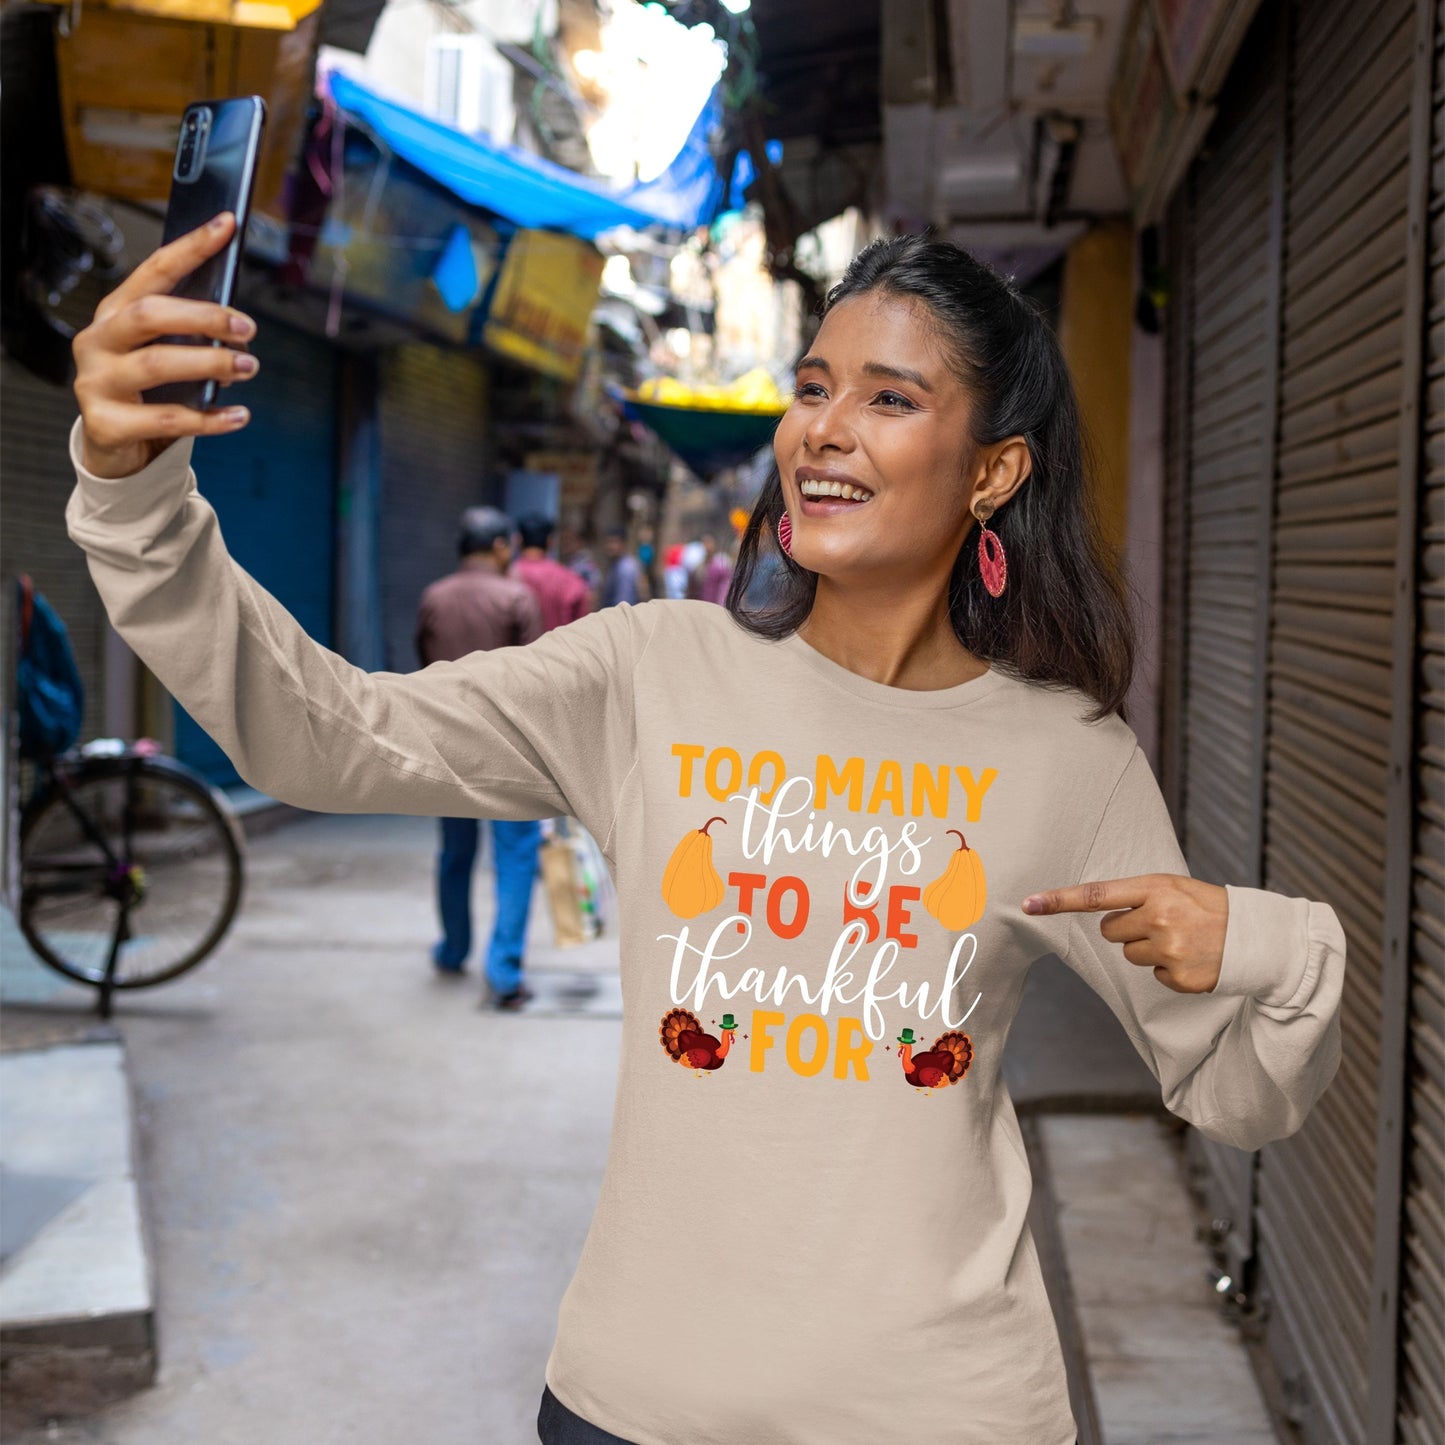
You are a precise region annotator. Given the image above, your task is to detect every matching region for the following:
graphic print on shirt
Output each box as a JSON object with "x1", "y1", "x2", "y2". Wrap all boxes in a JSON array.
[
  {"x1": 659, "y1": 1008, "x2": 740, "y2": 1073},
  {"x1": 659, "y1": 816, "x2": 729, "y2": 917},
  {"x1": 656, "y1": 744, "x2": 996, "y2": 1092},
  {"x1": 921, "y1": 831, "x2": 986, "y2": 929},
  {"x1": 895, "y1": 1028, "x2": 975, "y2": 1090}
]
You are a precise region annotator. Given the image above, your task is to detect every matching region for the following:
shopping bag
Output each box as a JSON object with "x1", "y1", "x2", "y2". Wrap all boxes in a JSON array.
[{"x1": 539, "y1": 834, "x2": 587, "y2": 948}]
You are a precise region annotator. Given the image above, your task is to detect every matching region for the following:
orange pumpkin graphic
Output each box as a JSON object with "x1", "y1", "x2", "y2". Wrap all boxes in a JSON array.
[
  {"x1": 661, "y1": 817, "x2": 727, "y2": 919},
  {"x1": 922, "y1": 830, "x2": 987, "y2": 931}
]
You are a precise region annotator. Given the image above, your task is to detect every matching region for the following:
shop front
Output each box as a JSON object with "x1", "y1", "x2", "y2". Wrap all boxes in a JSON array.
[{"x1": 1156, "y1": 2, "x2": 1441, "y2": 1440}]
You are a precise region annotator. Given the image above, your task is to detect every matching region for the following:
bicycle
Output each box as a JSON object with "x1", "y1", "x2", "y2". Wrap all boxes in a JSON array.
[{"x1": 12, "y1": 577, "x2": 245, "y2": 1017}]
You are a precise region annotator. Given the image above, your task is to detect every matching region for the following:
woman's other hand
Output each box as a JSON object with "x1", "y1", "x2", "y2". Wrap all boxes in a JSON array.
[
  {"x1": 1021, "y1": 874, "x2": 1229, "y2": 994},
  {"x1": 72, "y1": 212, "x2": 257, "y2": 479}
]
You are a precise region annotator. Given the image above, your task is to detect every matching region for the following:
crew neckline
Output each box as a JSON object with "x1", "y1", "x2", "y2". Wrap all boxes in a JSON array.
[{"x1": 777, "y1": 629, "x2": 1010, "y2": 711}]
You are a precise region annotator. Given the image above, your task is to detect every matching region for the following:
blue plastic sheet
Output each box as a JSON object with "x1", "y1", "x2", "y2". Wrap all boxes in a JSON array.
[
  {"x1": 431, "y1": 223, "x2": 480, "y2": 311},
  {"x1": 326, "y1": 70, "x2": 725, "y2": 239}
]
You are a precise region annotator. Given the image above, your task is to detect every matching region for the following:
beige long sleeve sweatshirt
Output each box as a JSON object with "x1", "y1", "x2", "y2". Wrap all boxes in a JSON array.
[{"x1": 67, "y1": 423, "x2": 1346, "y2": 1444}]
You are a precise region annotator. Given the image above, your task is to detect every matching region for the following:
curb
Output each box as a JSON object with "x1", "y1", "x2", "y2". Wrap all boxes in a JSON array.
[{"x1": 0, "y1": 1039, "x2": 155, "y2": 1427}]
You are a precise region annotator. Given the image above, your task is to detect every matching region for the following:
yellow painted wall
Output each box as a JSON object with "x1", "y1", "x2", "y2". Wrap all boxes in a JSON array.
[{"x1": 1058, "y1": 220, "x2": 1134, "y2": 557}]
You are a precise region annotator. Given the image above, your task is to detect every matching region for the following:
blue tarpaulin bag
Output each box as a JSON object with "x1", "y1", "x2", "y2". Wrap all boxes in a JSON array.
[{"x1": 16, "y1": 577, "x2": 84, "y2": 759}]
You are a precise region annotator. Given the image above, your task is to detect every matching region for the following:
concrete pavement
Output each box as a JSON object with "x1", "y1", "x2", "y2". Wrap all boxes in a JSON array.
[
  {"x1": 0, "y1": 1040, "x2": 155, "y2": 1419},
  {"x1": 2, "y1": 810, "x2": 1282, "y2": 1444}
]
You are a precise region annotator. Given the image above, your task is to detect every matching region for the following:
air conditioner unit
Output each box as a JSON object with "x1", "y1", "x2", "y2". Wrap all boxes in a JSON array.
[{"x1": 424, "y1": 35, "x2": 514, "y2": 142}]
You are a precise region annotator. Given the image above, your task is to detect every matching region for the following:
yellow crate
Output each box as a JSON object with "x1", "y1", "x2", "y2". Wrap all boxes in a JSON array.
[{"x1": 45, "y1": 0, "x2": 321, "y2": 214}]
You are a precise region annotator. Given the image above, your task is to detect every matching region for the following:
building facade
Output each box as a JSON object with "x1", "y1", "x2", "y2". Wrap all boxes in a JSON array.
[{"x1": 1157, "y1": 2, "x2": 1442, "y2": 1440}]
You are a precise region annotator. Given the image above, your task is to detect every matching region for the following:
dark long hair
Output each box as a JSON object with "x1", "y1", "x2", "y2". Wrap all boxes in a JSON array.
[{"x1": 725, "y1": 233, "x2": 1135, "y2": 723}]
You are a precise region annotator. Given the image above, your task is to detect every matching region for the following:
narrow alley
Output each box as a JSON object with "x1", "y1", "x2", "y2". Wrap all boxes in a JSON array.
[
  {"x1": 8, "y1": 812, "x2": 620, "y2": 1444},
  {"x1": 6, "y1": 809, "x2": 1280, "y2": 1444}
]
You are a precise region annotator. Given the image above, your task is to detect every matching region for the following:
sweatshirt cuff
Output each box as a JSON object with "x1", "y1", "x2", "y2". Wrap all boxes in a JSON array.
[
  {"x1": 1211, "y1": 883, "x2": 1320, "y2": 1009},
  {"x1": 67, "y1": 416, "x2": 196, "y2": 533}
]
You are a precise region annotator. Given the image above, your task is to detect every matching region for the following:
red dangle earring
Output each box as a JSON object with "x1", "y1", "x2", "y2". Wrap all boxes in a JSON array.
[
  {"x1": 975, "y1": 502, "x2": 1008, "y2": 597},
  {"x1": 777, "y1": 510, "x2": 794, "y2": 558}
]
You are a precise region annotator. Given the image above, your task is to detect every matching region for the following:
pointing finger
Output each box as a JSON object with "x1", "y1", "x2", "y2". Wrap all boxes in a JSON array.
[{"x1": 1022, "y1": 877, "x2": 1155, "y2": 916}]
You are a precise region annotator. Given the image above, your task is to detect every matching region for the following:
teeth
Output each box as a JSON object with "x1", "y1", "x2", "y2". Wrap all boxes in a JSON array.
[{"x1": 799, "y1": 478, "x2": 872, "y2": 502}]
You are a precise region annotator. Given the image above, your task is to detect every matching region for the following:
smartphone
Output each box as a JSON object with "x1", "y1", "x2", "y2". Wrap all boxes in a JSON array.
[{"x1": 143, "y1": 96, "x2": 266, "y2": 410}]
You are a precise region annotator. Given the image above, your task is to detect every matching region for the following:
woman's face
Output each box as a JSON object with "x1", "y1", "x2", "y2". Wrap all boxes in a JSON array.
[{"x1": 773, "y1": 291, "x2": 979, "y2": 585}]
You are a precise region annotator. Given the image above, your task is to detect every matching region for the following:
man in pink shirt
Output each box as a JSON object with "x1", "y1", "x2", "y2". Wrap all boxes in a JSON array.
[
  {"x1": 512, "y1": 514, "x2": 592, "y2": 630},
  {"x1": 418, "y1": 507, "x2": 544, "y2": 1009}
]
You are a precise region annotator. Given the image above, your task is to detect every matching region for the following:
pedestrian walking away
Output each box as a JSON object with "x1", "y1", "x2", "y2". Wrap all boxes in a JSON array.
[
  {"x1": 661, "y1": 543, "x2": 690, "y2": 600},
  {"x1": 599, "y1": 527, "x2": 646, "y2": 607},
  {"x1": 513, "y1": 513, "x2": 592, "y2": 633},
  {"x1": 66, "y1": 215, "x2": 1346, "y2": 1444},
  {"x1": 684, "y1": 530, "x2": 734, "y2": 605},
  {"x1": 558, "y1": 524, "x2": 601, "y2": 611},
  {"x1": 415, "y1": 505, "x2": 544, "y2": 1008}
]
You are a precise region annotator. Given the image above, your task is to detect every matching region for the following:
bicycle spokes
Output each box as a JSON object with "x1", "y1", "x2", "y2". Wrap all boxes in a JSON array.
[{"x1": 19, "y1": 761, "x2": 242, "y2": 990}]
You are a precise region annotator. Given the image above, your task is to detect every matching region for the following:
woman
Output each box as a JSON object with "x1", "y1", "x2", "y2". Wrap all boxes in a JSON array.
[{"x1": 69, "y1": 218, "x2": 1345, "y2": 1445}]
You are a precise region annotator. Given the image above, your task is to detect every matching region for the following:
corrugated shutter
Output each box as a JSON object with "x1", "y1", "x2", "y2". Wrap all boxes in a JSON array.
[
  {"x1": 1254, "y1": 0, "x2": 1417, "y2": 1439},
  {"x1": 1163, "y1": 2, "x2": 1440, "y2": 1438},
  {"x1": 0, "y1": 357, "x2": 108, "y2": 744},
  {"x1": 1170, "y1": 27, "x2": 1284, "y2": 1284},
  {"x1": 1160, "y1": 195, "x2": 1190, "y2": 829},
  {"x1": 174, "y1": 321, "x2": 338, "y2": 785},
  {"x1": 376, "y1": 343, "x2": 491, "y2": 672},
  {"x1": 1398, "y1": 4, "x2": 1445, "y2": 1441}
]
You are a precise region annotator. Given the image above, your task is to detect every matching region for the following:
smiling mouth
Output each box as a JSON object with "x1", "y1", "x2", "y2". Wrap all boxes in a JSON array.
[{"x1": 798, "y1": 477, "x2": 874, "y2": 504}]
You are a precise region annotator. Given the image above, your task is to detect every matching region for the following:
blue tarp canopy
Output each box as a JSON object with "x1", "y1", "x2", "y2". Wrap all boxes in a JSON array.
[{"x1": 326, "y1": 69, "x2": 725, "y2": 239}]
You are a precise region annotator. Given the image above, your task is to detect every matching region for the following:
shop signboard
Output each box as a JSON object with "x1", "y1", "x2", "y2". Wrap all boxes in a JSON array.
[
  {"x1": 483, "y1": 230, "x2": 605, "y2": 384},
  {"x1": 525, "y1": 450, "x2": 600, "y2": 509},
  {"x1": 1108, "y1": 0, "x2": 1218, "y2": 222},
  {"x1": 1153, "y1": 0, "x2": 1267, "y2": 101}
]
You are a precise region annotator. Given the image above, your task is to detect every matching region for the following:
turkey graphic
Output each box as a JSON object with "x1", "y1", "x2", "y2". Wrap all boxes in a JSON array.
[
  {"x1": 660, "y1": 1009, "x2": 738, "y2": 1075},
  {"x1": 895, "y1": 1028, "x2": 974, "y2": 1092}
]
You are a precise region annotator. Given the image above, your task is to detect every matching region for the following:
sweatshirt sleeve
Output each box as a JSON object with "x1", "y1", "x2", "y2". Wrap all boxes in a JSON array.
[
  {"x1": 64, "y1": 421, "x2": 648, "y2": 852},
  {"x1": 1061, "y1": 744, "x2": 1346, "y2": 1152}
]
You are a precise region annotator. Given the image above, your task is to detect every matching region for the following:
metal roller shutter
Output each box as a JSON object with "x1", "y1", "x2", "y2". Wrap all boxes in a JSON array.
[
  {"x1": 1172, "y1": 29, "x2": 1285, "y2": 1287},
  {"x1": 174, "y1": 321, "x2": 338, "y2": 785},
  {"x1": 1160, "y1": 200, "x2": 1191, "y2": 830},
  {"x1": 376, "y1": 343, "x2": 491, "y2": 673},
  {"x1": 0, "y1": 358, "x2": 108, "y2": 744},
  {"x1": 1398, "y1": 4, "x2": 1444, "y2": 1441},
  {"x1": 1254, "y1": 0, "x2": 1417, "y2": 1438}
]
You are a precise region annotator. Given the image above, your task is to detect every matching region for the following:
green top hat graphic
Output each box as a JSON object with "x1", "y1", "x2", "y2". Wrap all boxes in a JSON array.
[
  {"x1": 719, "y1": 1014, "x2": 738, "y2": 1031},
  {"x1": 897, "y1": 1028, "x2": 919, "y2": 1045}
]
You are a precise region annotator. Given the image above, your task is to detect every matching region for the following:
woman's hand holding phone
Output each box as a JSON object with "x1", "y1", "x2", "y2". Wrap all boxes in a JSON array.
[{"x1": 73, "y1": 213, "x2": 258, "y2": 479}]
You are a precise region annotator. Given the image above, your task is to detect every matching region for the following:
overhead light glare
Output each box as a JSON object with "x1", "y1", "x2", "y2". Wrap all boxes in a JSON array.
[{"x1": 572, "y1": 49, "x2": 604, "y2": 80}]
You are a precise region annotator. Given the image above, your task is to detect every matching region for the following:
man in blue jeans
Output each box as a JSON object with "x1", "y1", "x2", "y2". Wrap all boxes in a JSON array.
[{"x1": 416, "y1": 506, "x2": 544, "y2": 1009}]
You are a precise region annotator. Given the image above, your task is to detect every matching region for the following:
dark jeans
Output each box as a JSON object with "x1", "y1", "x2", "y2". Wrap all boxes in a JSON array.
[
  {"x1": 537, "y1": 1386, "x2": 635, "y2": 1444},
  {"x1": 537, "y1": 1386, "x2": 1080, "y2": 1444}
]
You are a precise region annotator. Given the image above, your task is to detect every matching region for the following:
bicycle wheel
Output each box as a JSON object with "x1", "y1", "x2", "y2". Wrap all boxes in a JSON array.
[{"x1": 19, "y1": 755, "x2": 244, "y2": 988}]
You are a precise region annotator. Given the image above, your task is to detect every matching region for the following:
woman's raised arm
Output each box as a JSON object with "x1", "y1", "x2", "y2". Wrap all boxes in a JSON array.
[{"x1": 67, "y1": 218, "x2": 646, "y2": 848}]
